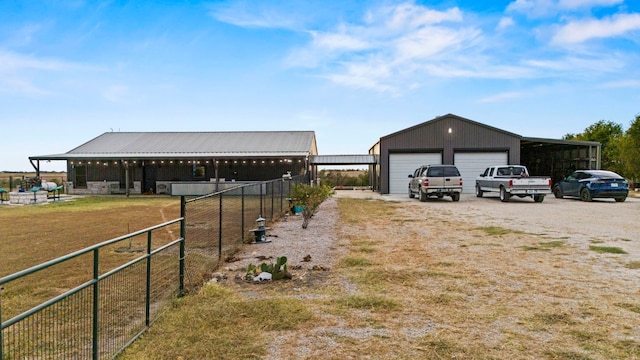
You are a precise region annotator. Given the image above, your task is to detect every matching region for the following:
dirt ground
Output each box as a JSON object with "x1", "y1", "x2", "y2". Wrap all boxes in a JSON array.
[
  {"x1": 341, "y1": 189, "x2": 640, "y2": 258},
  {"x1": 218, "y1": 189, "x2": 640, "y2": 359}
]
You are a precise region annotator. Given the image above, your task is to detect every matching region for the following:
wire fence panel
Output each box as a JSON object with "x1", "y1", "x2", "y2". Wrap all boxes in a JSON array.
[
  {"x1": 0, "y1": 175, "x2": 306, "y2": 359},
  {"x1": 1, "y1": 219, "x2": 184, "y2": 360},
  {"x1": 182, "y1": 176, "x2": 304, "y2": 293}
]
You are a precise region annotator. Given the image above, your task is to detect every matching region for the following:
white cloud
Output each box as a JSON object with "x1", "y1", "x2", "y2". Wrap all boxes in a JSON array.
[
  {"x1": 506, "y1": 0, "x2": 624, "y2": 17},
  {"x1": 557, "y1": 0, "x2": 623, "y2": 10},
  {"x1": 478, "y1": 91, "x2": 528, "y2": 103},
  {"x1": 506, "y1": 0, "x2": 556, "y2": 18},
  {"x1": 207, "y1": 2, "x2": 301, "y2": 30},
  {"x1": 311, "y1": 31, "x2": 370, "y2": 51},
  {"x1": 0, "y1": 51, "x2": 71, "y2": 95},
  {"x1": 394, "y1": 26, "x2": 481, "y2": 61},
  {"x1": 287, "y1": 2, "x2": 484, "y2": 92},
  {"x1": 382, "y1": 3, "x2": 463, "y2": 30},
  {"x1": 524, "y1": 54, "x2": 625, "y2": 74},
  {"x1": 600, "y1": 79, "x2": 640, "y2": 88},
  {"x1": 552, "y1": 13, "x2": 640, "y2": 44},
  {"x1": 0, "y1": 50, "x2": 102, "y2": 95},
  {"x1": 324, "y1": 60, "x2": 395, "y2": 93},
  {"x1": 0, "y1": 76, "x2": 49, "y2": 95},
  {"x1": 0, "y1": 51, "x2": 69, "y2": 73},
  {"x1": 497, "y1": 17, "x2": 515, "y2": 30}
]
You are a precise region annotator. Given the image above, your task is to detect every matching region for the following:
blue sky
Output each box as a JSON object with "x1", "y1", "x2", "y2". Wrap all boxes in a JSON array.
[{"x1": 1, "y1": 0, "x2": 639, "y2": 171}]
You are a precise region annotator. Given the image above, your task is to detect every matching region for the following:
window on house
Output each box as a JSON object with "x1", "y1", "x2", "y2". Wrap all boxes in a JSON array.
[{"x1": 193, "y1": 164, "x2": 206, "y2": 179}]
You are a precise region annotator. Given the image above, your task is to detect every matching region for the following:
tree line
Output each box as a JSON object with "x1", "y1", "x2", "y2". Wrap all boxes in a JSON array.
[{"x1": 564, "y1": 114, "x2": 640, "y2": 183}]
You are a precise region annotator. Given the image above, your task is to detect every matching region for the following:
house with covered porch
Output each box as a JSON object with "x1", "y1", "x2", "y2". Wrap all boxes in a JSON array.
[{"x1": 29, "y1": 131, "x2": 317, "y2": 195}]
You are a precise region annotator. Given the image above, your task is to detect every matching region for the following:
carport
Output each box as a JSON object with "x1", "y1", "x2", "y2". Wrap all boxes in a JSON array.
[
  {"x1": 520, "y1": 137, "x2": 601, "y2": 184},
  {"x1": 309, "y1": 154, "x2": 379, "y2": 190}
]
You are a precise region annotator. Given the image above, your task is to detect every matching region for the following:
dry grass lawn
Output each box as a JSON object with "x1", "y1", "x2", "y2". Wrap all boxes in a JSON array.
[
  {"x1": 0, "y1": 196, "x2": 181, "y2": 319},
  {"x1": 121, "y1": 197, "x2": 640, "y2": 359}
]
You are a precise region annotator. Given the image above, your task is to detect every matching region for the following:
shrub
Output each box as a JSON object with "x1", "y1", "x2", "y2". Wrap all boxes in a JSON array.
[{"x1": 289, "y1": 183, "x2": 334, "y2": 229}]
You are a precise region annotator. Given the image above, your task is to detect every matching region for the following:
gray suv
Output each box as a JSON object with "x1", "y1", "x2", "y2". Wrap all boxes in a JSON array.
[{"x1": 408, "y1": 165, "x2": 462, "y2": 202}]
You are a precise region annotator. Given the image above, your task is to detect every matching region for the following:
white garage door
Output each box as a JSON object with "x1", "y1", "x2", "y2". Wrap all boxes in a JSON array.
[
  {"x1": 389, "y1": 153, "x2": 442, "y2": 194},
  {"x1": 455, "y1": 152, "x2": 508, "y2": 193}
]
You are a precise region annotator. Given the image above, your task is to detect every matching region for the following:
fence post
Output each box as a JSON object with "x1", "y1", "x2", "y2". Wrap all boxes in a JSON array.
[
  {"x1": 241, "y1": 187, "x2": 245, "y2": 243},
  {"x1": 92, "y1": 248, "x2": 100, "y2": 360},
  {"x1": 259, "y1": 183, "x2": 263, "y2": 217},
  {"x1": 280, "y1": 178, "x2": 284, "y2": 215},
  {"x1": 179, "y1": 196, "x2": 185, "y2": 297},
  {"x1": 218, "y1": 192, "x2": 223, "y2": 260},
  {"x1": 271, "y1": 181, "x2": 275, "y2": 221},
  {"x1": 145, "y1": 231, "x2": 152, "y2": 327},
  {"x1": 0, "y1": 285, "x2": 3, "y2": 359}
]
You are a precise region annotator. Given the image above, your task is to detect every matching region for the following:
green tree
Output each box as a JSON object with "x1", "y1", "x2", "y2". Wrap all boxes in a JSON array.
[
  {"x1": 620, "y1": 114, "x2": 640, "y2": 184},
  {"x1": 566, "y1": 120, "x2": 624, "y2": 173}
]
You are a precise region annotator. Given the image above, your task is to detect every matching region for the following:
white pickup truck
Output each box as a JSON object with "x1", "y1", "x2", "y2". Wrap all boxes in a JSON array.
[{"x1": 475, "y1": 165, "x2": 552, "y2": 202}]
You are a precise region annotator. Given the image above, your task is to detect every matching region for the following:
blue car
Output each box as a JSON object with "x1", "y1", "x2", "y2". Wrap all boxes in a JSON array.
[{"x1": 552, "y1": 170, "x2": 629, "y2": 202}]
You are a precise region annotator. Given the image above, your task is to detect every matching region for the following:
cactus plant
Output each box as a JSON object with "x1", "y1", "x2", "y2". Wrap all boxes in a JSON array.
[{"x1": 246, "y1": 256, "x2": 291, "y2": 280}]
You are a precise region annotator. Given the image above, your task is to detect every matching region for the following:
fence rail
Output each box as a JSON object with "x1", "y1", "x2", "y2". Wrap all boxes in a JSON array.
[
  {"x1": 1, "y1": 218, "x2": 185, "y2": 360},
  {"x1": 1, "y1": 175, "x2": 306, "y2": 359}
]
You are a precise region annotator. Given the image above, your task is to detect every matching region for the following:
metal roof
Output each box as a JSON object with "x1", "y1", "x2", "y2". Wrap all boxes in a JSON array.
[
  {"x1": 310, "y1": 154, "x2": 378, "y2": 165},
  {"x1": 30, "y1": 131, "x2": 317, "y2": 160},
  {"x1": 521, "y1": 137, "x2": 600, "y2": 146},
  {"x1": 381, "y1": 113, "x2": 523, "y2": 140}
]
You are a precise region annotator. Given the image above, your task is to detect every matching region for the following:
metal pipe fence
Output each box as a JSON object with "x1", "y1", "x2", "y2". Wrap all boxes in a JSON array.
[
  {"x1": 0, "y1": 175, "x2": 306, "y2": 359},
  {"x1": 0, "y1": 218, "x2": 185, "y2": 360}
]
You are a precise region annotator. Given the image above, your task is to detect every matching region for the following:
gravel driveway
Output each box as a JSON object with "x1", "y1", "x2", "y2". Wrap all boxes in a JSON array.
[
  {"x1": 339, "y1": 190, "x2": 640, "y2": 256},
  {"x1": 226, "y1": 189, "x2": 640, "y2": 280},
  {"x1": 220, "y1": 189, "x2": 640, "y2": 358}
]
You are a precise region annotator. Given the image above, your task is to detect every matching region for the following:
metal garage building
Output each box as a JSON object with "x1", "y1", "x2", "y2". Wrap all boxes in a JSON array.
[{"x1": 371, "y1": 114, "x2": 601, "y2": 194}]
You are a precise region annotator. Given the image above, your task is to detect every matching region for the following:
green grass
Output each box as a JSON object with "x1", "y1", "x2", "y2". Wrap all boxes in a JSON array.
[
  {"x1": 589, "y1": 245, "x2": 627, "y2": 254},
  {"x1": 521, "y1": 240, "x2": 565, "y2": 251},
  {"x1": 121, "y1": 283, "x2": 313, "y2": 359},
  {"x1": 476, "y1": 226, "x2": 524, "y2": 236},
  {"x1": 335, "y1": 295, "x2": 400, "y2": 311}
]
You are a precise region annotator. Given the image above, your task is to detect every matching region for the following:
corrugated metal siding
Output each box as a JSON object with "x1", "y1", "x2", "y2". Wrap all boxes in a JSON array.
[{"x1": 379, "y1": 114, "x2": 522, "y2": 194}]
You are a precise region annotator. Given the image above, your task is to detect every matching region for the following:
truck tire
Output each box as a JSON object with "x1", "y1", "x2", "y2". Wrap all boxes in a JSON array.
[
  {"x1": 499, "y1": 186, "x2": 510, "y2": 202},
  {"x1": 451, "y1": 193, "x2": 460, "y2": 202},
  {"x1": 419, "y1": 189, "x2": 427, "y2": 202},
  {"x1": 475, "y1": 185, "x2": 483, "y2": 198},
  {"x1": 408, "y1": 187, "x2": 414, "y2": 198},
  {"x1": 533, "y1": 195, "x2": 544, "y2": 203}
]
